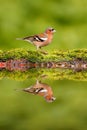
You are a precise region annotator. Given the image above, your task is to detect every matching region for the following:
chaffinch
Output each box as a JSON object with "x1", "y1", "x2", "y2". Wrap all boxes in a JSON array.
[
  {"x1": 17, "y1": 27, "x2": 56, "y2": 50},
  {"x1": 23, "y1": 80, "x2": 56, "y2": 102}
]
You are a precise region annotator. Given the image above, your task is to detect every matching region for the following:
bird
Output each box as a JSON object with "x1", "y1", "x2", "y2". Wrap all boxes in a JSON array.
[
  {"x1": 23, "y1": 80, "x2": 56, "y2": 102},
  {"x1": 16, "y1": 27, "x2": 56, "y2": 50}
]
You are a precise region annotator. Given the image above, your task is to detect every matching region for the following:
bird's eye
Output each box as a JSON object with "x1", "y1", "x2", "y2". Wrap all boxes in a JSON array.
[
  {"x1": 49, "y1": 28, "x2": 54, "y2": 32},
  {"x1": 49, "y1": 29, "x2": 53, "y2": 32},
  {"x1": 51, "y1": 28, "x2": 54, "y2": 31}
]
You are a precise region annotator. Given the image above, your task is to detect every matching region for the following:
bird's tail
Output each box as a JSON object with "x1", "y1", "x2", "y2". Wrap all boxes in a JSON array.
[
  {"x1": 16, "y1": 38, "x2": 23, "y2": 40},
  {"x1": 15, "y1": 87, "x2": 34, "y2": 93}
]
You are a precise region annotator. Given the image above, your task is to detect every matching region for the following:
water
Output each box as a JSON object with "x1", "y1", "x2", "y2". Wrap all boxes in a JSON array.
[{"x1": 0, "y1": 68, "x2": 87, "y2": 130}]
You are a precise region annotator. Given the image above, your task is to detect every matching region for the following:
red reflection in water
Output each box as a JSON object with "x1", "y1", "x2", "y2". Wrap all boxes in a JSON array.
[{"x1": 0, "y1": 58, "x2": 87, "y2": 71}]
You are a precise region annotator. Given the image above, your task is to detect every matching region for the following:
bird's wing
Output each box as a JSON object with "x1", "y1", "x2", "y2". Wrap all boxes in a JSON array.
[
  {"x1": 16, "y1": 33, "x2": 48, "y2": 43},
  {"x1": 33, "y1": 33, "x2": 48, "y2": 42},
  {"x1": 23, "y1": 87, "x2": 45, "y2": 95}
]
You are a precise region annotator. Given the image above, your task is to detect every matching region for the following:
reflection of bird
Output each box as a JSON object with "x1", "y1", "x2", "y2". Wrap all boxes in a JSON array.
[
  {"x1": 16, "y1": 27, "x2": 56, "y2": 50},
  {"x1": 23, "y1": 80, "x2": 56, "y2": 102}
]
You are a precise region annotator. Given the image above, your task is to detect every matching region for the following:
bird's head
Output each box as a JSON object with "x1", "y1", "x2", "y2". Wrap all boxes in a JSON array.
[
  {"x1": 45, "y1": 95, "x2": 56, "y2": 103},
  {"x1": 45, "y1": 27, "x2": 56, "y2": 34}
]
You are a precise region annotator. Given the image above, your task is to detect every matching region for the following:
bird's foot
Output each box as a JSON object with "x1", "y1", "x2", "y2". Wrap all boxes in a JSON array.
[{"x1": 39, "y1": 50, "x2": 48, "y2": 55}]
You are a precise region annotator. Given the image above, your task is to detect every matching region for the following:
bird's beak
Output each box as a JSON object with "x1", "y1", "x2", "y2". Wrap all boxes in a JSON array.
[
  {"x1": 53, "y1": 29, "x2": 56, "y2": 33},
  {"x1": 52, "y1": 97, "x2": 56, "y2": 100}
]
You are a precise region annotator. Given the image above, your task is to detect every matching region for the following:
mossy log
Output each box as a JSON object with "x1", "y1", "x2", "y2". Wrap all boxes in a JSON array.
[
  {"x1": 0, "y1": 48, "x2": 87, "y2": 81},
  {"x1": 0, "y1": 48, "x2": 87, "y2": 61}
]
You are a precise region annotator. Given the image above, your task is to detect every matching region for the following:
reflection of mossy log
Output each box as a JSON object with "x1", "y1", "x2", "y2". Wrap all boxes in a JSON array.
[
  {"x1": 0, "y1": 69, "x2": 87, "y2": 81},
  {"x1": 0, "y1": 48, "x2": 87, "y2": 81}
]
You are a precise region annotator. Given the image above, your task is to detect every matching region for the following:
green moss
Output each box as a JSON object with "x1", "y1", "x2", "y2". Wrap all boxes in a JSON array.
[
  {"x1": 1, "y1": 48, "x2": 87, "y2": 62},
  {"x1": 0, "y1": 68, "x2": 87, "y2": 81},
  {"x1": 0, "y1": 48, "x2": 87, "y2": 81}
]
